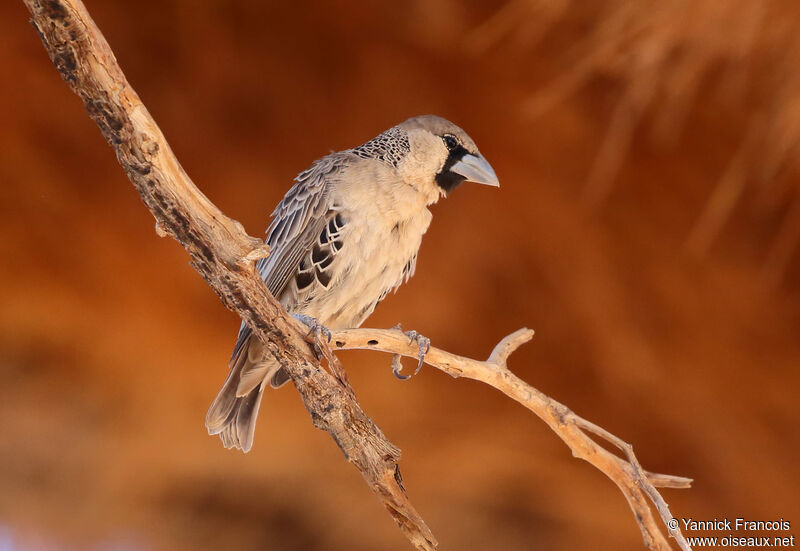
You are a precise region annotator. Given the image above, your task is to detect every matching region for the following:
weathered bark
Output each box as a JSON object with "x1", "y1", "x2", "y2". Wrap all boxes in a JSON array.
[
  {"x1": 22, "y1": 0, "x2": 437, "y2": 548},
  {"x1": 23, "y1": 1, "x2": 694, "y2": 549},
  {"x1": 331, "y1": 328, "x2": 693, "y2": 551}
]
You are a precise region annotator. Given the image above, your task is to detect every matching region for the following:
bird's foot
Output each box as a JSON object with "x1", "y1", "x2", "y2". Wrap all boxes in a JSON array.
[
  {"x1": 391, "y1": 355, "x2": 409, "y2": 380},
  {"x1": 405, "y1": 330, "x2": 431, "y2": 375},
  {"x1": 292, "y1": 314, "x2": 332, "y2": 359},
  {"x1": 390, "y1": 324, "x2": 430, "y2": 380}
]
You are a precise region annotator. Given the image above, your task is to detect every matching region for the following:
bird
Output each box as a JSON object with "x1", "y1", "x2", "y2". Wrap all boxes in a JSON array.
[{"x1": 205, "y1": 115, "x2": 499, "y2": 452}]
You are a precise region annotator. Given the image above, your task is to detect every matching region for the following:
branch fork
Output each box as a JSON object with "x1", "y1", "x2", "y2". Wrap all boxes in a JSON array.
[
  {"x1": 330, "y1": 327, "x2": 692, "y2": 550},
  {"x1": 22, "y1": 1, "x2": 693, "y2": 549}
]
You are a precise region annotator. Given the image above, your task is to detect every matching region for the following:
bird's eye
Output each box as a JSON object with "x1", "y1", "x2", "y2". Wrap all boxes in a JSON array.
[{"x1": 442, "y1": 134, "x2": 458, "y2": 150}]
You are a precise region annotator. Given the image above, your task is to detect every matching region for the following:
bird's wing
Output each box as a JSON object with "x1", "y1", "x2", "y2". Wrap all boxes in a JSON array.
[
  {"x1": 259, "y1": 156, "x2": 345, "y2": 296},
  {"x1": 229, "y1": 154, "x2": 345, "y2": 363}
]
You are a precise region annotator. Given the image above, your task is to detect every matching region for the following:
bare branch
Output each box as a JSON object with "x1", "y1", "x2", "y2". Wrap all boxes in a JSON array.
[
  {"x1": 487, "y1": 327, "x2": 535, "y2": 366},
  {"x1": 23, "y1": 1, "x2": 692, "y2": 549},
  {"x1": 22, "y1": 0, "x2": 435, "y2": 548},
  {"x1": 331, "y1": 327, "x2": 692, "y2": 550}
]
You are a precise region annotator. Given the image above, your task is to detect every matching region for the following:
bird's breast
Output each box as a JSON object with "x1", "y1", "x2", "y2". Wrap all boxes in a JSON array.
[{"x1": 298, "y1": 201, "x2": 432, "y2": 329}]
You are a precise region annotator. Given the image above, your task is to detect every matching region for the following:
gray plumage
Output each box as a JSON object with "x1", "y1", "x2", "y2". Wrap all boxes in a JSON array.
[{"x1": 206, "y1": 115, "x2": 499, "y2": 452}]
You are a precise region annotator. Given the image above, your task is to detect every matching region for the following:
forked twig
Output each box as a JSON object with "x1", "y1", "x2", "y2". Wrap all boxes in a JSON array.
[
  {"x1": 23, "y1": 0, "x2": 692, "y2": 548},
  {"x1": 331, "y1": 328, "x2": 692, "y2": 550}
]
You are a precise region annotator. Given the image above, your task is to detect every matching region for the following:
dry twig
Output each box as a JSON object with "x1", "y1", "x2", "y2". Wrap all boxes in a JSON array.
[
  {"x1": 331, "y1": 328, "x2": 693, "y2": 550},
  {"x1": 23, "y1": 0, "x2": 692, "y2": 549}
]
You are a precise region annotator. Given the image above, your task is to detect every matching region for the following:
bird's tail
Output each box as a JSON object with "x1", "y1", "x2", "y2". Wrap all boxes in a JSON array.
[{"x1": 205, "y1": 334, "x2": 289, "y2": 452}]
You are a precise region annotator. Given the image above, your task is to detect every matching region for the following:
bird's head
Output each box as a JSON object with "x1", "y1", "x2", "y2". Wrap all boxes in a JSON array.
[
  {"x1": 350, "y1": 115, "x2": 499, "y2": 204},
  {"x1": 396, "y1": 115, "x2": 499, "y2": 201}
]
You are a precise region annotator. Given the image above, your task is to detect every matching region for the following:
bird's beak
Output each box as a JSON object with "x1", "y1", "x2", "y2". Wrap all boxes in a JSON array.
[{"x1": 450, "y1": 153, "x2": 500, "y2": 187}]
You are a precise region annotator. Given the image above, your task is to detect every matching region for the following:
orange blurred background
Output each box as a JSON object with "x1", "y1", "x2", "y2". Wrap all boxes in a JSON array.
[{"x1": 2, "y1": 1, "x2": 799, "y2": 550}]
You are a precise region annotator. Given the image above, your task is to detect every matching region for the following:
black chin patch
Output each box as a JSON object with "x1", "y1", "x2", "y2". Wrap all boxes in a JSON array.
[{"x1": 435, "y1": 144, "x2": 469, "y2": 194}]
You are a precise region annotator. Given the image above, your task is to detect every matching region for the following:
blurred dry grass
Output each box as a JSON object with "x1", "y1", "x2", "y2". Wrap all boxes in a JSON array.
[
  {"x1": 1, "y1": 1, "x2": 799, "y2": 550},
  {"x1": 477, "y1": 0, "x2": 800, "y2": 280}
]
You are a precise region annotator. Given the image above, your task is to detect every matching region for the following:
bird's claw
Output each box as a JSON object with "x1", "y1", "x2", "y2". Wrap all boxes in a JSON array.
[
  {"x1": 292, "y1": 314, "x2": 332, "y2": 359},
  {"x1": 391, "y1": 354, "x2": 410, "y2": 380},
  {"x1": 391, "y1": 328, "x2": 430, "y2": 380},
  {"x1": 406, "y1": 330, "x2": 431, "y2": 375}
]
